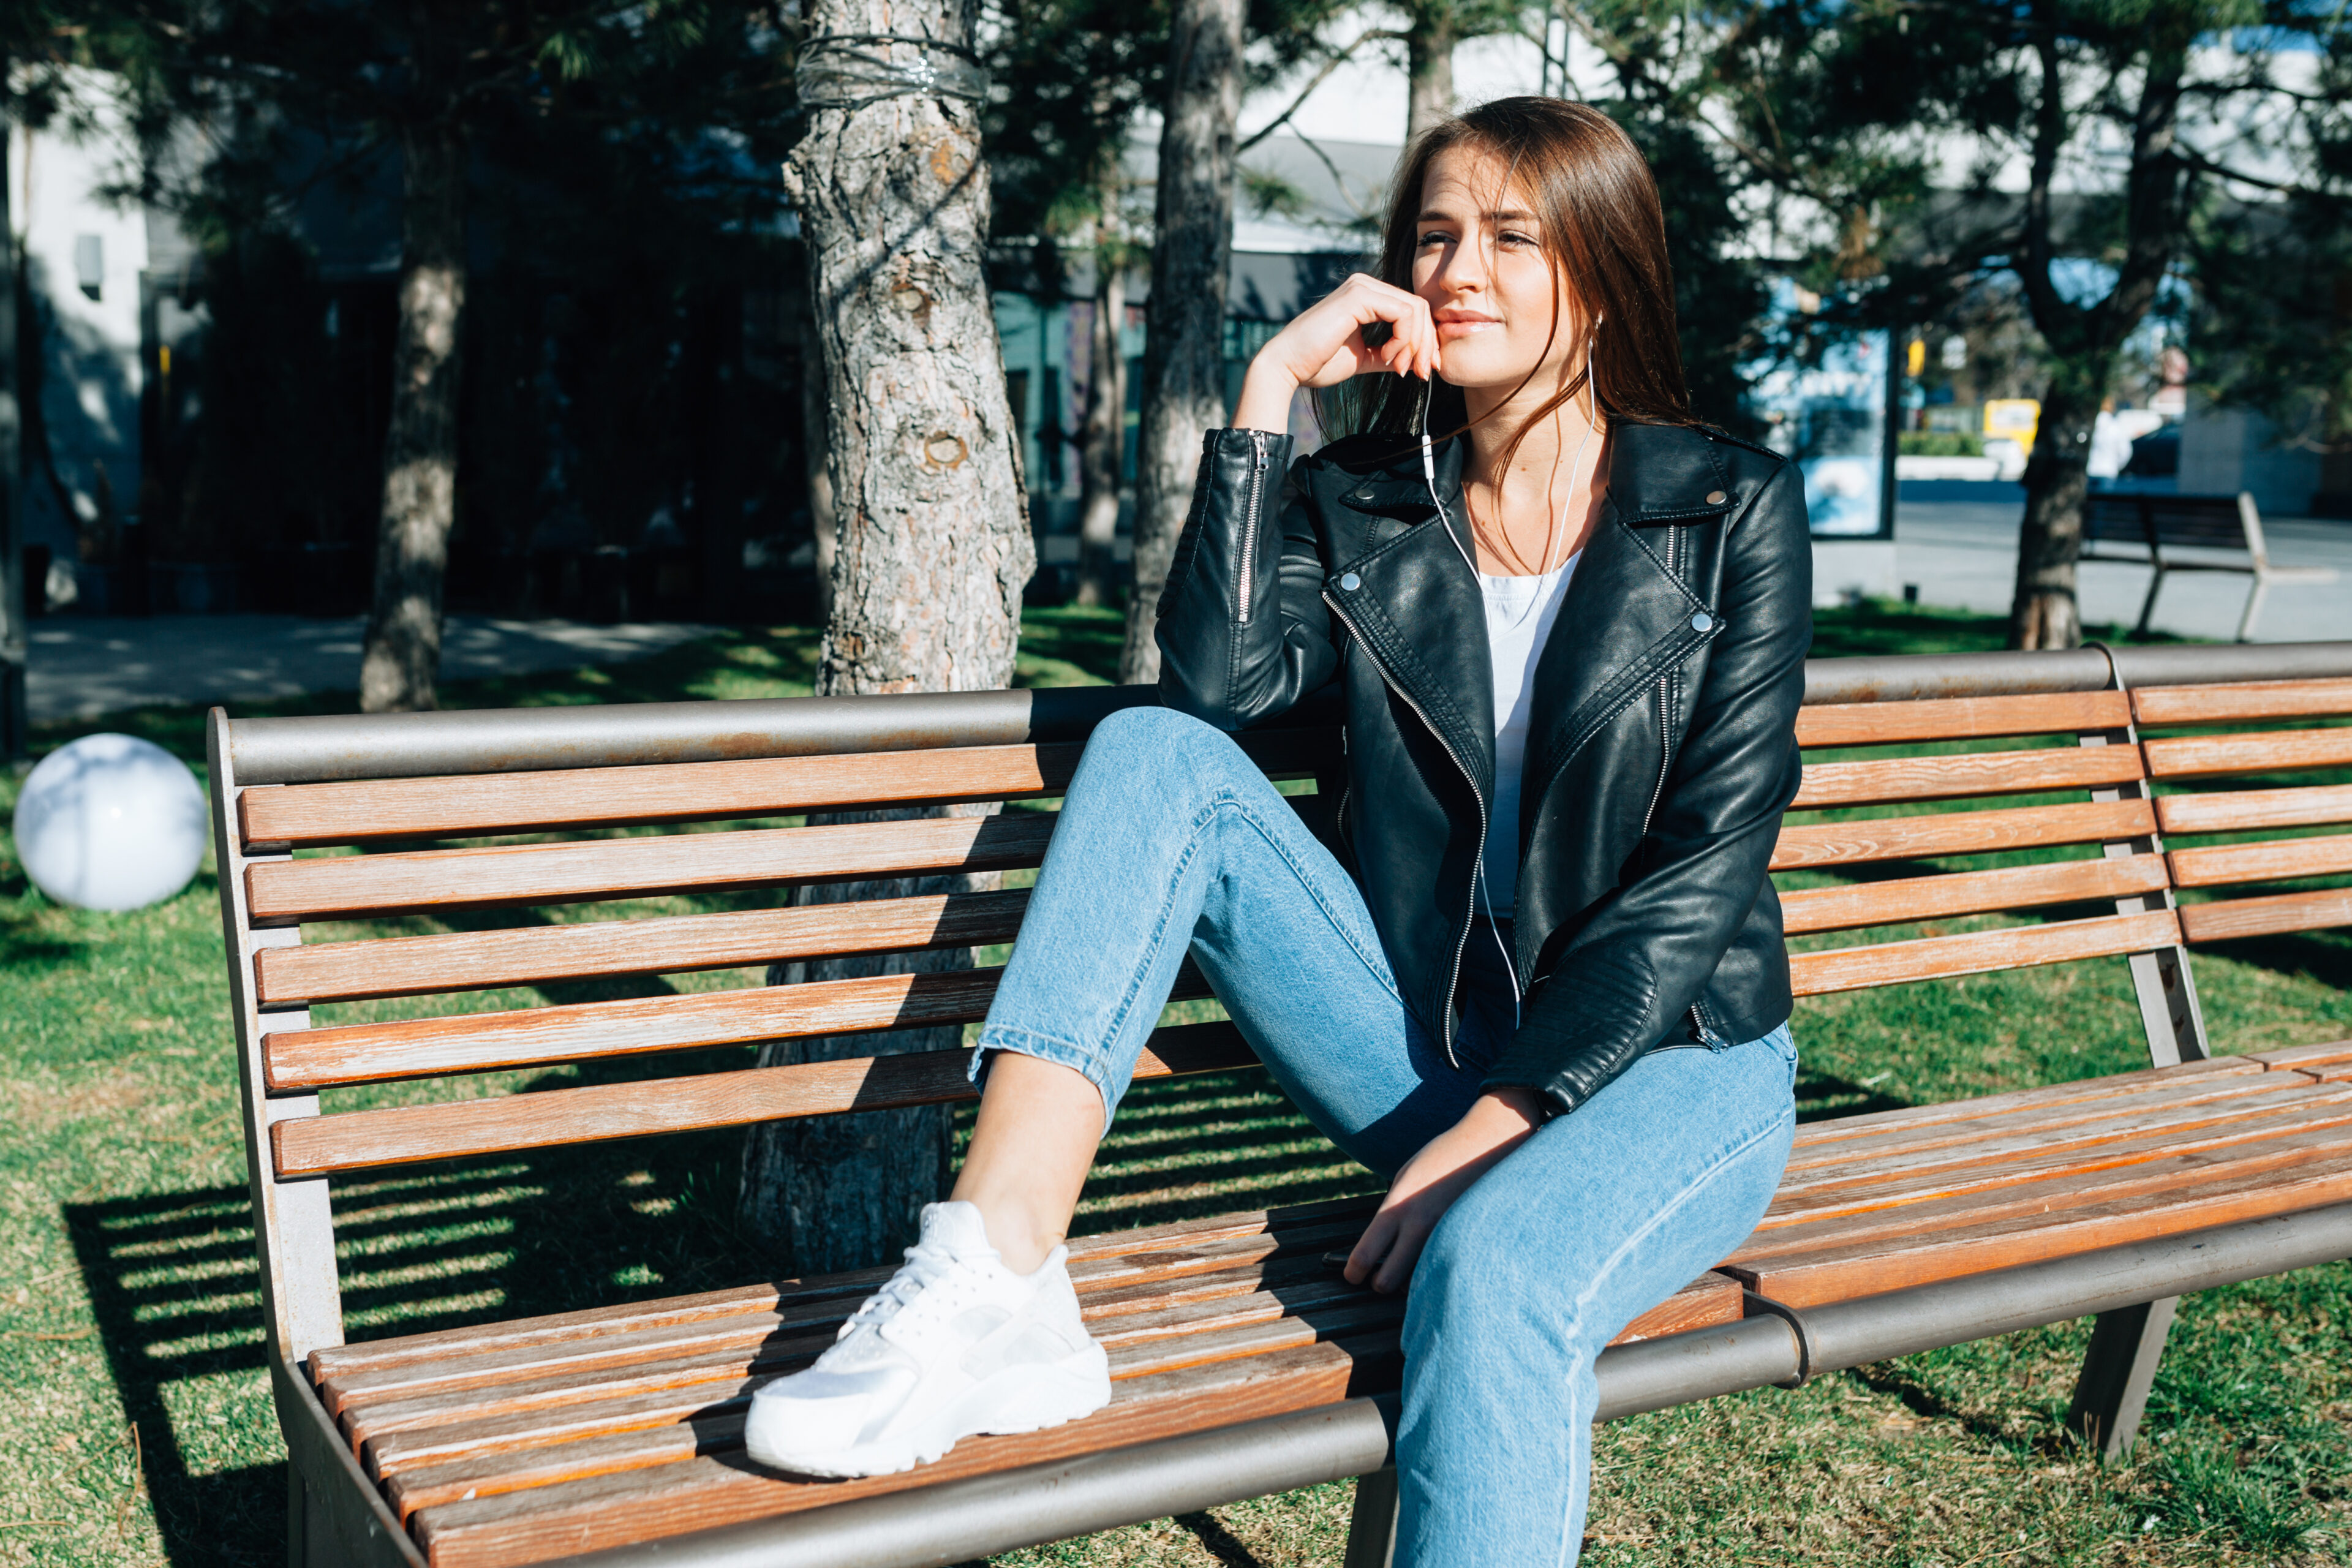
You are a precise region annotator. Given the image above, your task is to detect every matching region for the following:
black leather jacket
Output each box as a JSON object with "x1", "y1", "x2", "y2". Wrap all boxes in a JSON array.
[{"x1": 1155, "y1": 419, "x2": 1812, "y2": 1118}]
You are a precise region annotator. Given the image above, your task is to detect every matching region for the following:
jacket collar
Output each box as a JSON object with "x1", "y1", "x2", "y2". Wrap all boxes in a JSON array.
[
  {"x1": 1323, "y1": 423, "x2": 1733, "y2": 814},
  {"x1": 1330, "y1": 421, "x2": 1738, "y2": 521}
]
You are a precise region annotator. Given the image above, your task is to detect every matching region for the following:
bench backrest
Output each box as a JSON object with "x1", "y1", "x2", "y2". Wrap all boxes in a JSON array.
[
  {"x1": 2085, "y1": 492, "x2": 2263, "y2": 557},
  {"x1": 208, "y1": 690, "x2": 1332, "y2": 1365},
  {"x1": 210, "y1": 647, "x2": 2352, "y2": 1370},
  {"x1": 1777, "y1": 688, "x2": 2188, "y2": 1033},
  {"x1": 2132, "y1": 677, "x2": 2352, "y2": 944}
]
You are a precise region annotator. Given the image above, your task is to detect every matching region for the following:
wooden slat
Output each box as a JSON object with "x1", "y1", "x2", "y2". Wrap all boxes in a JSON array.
[
  {"x1": 1786, "y1": 910, "x2": 2180, "y2": 997},
  {"x1": 2132, "y1": 677, "x2": 2352, "y2": 728},
  {"x1": 2155, "y1": 783, "x2": 2352, "y2": 837},
  {"x1": 241, "y1": 743, "x2": 1082, "y2": 848},
  {"x1": 385, "y1": 1265, "x2": 1736, "y2": 1565},
  {"x1": 404, "y1": 1334, "x2": 1396, "y2": 1568},
  {"x1": 273, "y1": 1023, "x2": 1259, "y2": 1176},
  {"x1": 374, "y1": 1289, "x2": 1417, "y2": 1510},
  {"x1": 255, "y1": 889, "x2": 1032, "y2": 1006},
  {"x1": 1787, "y1": 1057, "x2": 2266, "y2": 1152},
  {"x1": 1769, "y1": 799, "x2": 2155, "y2": 872},
  {"x1": 1776, "y1": 854, "x2": 2168, "y2": 937},
  {"x1": 269, "y1": 967, "x2": 997, "y2": 1090},
  {"x1": 1789, "y1": 745, "x2": 2144, "y2": 811},
  {"x1": 348, "y1": 1264, "x2": 1729, "y2": 1493},
  {"x1": 2179, "y1": 888, "x2": 2352, "y2": 943},
  {"x1": 2142, "y1": 726, "x2": 2352, "y2": 781},
  {"x1": 1765, "y1": 1084, "x2": 2352, "y2": 1226},
  {"x1": 385, "y1": 1325, "x2": 1389, "y2": 1531},
  {"x1": 2251, "y1": 1039, "x2": 2352, "y2": 1076},
  {"x1": 1793, "y1": 691, "x2": 2130, "y2": 749},
  {"x1": 361, "y1": 1273, "x2": 1399, "y2": 1470},
  {"x1": 320, "y1": 1221, "x2": 1369, "y2": 1423},
  {"x1": 307, "y1": 1197, "x2": 1379, "y2": 1384},
  {"x1": 241, "y1": 728, "x2": 1335, "y2": 850},
  {"x1": 2167, "y1": 833, "x2": 2352, "y2": 889},
  {"x1": 246, "y1": 810, "x2": 1059, "y2": 926},
  {"x1": 269, "y1": 962, "x2": 1222, "y2": 1093},
  {"x1": 1724, "y1": 1132, "x2": 2352, "y2": 1308},
  {"x1": 1745, "y1": 1118, "x2": 2352, "y2": 1262},
  {"x1": 1778, "y1": 1072, "x2": 2295, "y2": 1213},
  {"x1": 343, "y1": 1241, "x2": 1373, "y2": 1457}
]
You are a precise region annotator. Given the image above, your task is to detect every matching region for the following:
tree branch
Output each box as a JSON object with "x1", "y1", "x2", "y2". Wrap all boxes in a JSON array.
[{"x1": 1237, "y1": 28, "x2": 1408, "y2": 154}]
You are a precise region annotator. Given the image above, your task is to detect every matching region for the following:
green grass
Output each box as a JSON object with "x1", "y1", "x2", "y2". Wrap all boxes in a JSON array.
[{"x1": 1, "y1": 601, "x2": 2346, "y2": 1566}]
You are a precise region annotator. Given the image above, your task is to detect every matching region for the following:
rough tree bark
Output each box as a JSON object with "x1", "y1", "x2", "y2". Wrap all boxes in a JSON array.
[
  {"x1": 794, "y1": 303, "x2": 840, "y2": 623},
  {"x1": 739, "y1": 0, "x2": 1034, "y2": 1274},
  {"x1": 1121, "y1": 0, "x2": 1243, "y2": 684},
  {"x1": 359, "y1": 117, "x2": 466, "y2": 712},
  {"x1": 2007, "y1": 7, "x2": 2190, "y2": 649},
  {"x1": 0, "y1": 52, "x2": 23, "y2": 761},
  {"x1": 1404, "y1": 1, "x2": 1458, "y2": 142},
  {"x1": 1074, "y1": 163, "x2": 1128, "y2": 609}
]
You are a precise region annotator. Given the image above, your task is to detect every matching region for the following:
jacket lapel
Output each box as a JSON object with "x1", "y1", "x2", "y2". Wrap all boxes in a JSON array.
[
  {"x1": 1327, "y1": 437, "x2": 1497, "y2": 809},
  {"x1": 1525, "y1": 424, "x2": 1728, "y2": 788}
]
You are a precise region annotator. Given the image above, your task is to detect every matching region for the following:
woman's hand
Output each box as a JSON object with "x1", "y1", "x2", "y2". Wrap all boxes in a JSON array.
[
  {"x1": 1345, "y1": 1087, "x2": 1547, "y2": 1294},
  {"x1": 1231, "y1": 273, "x2": 1439, "y2": 434}
]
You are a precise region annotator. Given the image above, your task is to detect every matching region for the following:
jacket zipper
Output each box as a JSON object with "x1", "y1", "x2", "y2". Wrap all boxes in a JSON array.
[
  {"x1": 1323, "y1": 589, "x2": 1487, "y2": 1068},
  {"x1": 1637, "y1": 674, "x2": 1673, "y2": 839},
  {"x1": 1638, "y1": 523, "x2": 1684, "y2": 840},
  {"x1": 1236, "y1": 434, "x2": 1269, "y2": 625}
]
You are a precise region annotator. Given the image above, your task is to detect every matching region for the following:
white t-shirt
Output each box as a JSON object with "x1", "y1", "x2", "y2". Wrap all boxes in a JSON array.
[{"x1": 1480, "y1": 554, "x2": 1580, "y2": 916}]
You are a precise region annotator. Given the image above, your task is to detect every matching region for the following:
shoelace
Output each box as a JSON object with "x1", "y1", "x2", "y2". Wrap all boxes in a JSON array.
[{"x1": 838, "y1": 1237, "x2": 976, "y2": 1339}]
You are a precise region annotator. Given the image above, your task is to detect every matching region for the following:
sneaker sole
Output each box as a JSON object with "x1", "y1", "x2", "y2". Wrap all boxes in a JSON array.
[{"x1": 744, "y1": 1343, "x2": 1112, "y2": 1480}]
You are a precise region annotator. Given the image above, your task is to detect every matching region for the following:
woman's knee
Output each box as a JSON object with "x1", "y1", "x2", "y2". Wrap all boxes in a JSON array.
[
  {"x1": 1406, "y1": 1185, "x2": 1547, "y2": 1333},
  {"x1": 1087, "y1": 702, "x2": 1227, "y2": 758},
  {"x1": 1077, "y1": 705, "x2": 1257, "y2": 804}
]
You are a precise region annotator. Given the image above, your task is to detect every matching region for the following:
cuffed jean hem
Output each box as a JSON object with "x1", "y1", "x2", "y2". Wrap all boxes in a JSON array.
[{"x1": 968, "y1": 1028, "x2": 1126, "y2": 1137}]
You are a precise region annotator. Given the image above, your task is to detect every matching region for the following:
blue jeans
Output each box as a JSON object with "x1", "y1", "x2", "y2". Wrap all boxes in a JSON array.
[{"x1": 973, "y1": 706, "x2": 1798, "y2": 1567}]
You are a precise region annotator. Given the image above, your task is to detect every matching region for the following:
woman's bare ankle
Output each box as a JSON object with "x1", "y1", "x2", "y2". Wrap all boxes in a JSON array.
[
  {"x1": 948, "y1": 1051, "x2": 1105, "y2": 1276},
  {"x1": 975, "y1": 1208, "x2": 1063, "y2": 1275}
]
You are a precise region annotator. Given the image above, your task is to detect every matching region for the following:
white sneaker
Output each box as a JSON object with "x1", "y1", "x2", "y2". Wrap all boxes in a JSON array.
[{"x1": 741, "y1": 1200, "x2": 1112, "y2": 1477}]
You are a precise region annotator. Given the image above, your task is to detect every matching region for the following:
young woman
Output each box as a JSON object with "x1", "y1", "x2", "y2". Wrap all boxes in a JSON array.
[{"x1": 744, "y1": 96, "x2": 1813, "y2": 1565}]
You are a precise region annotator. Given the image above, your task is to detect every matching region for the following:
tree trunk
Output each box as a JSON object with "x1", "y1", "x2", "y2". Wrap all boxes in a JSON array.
[
  {"x1": 2007, "y1": 369, "x2": 2102, "y2": 649},
  {"x1": 1122, "y1": 0, "x2": 1243, "y2": 684},
  {"x1": 790, "y1": 274, "x2": 840, "y2": 623},
  {"x1": 0, "y1": 55, "x2": 23, "y2": 762},
  {"x1": 2005, "y1": 18, "x2": 2188, "y2": 652},
  {"x1": 360, "y1": 118, "x2": 466, "y2": 713},
  {"x1": 740, "y1": 0, "x2": 1034, "y2": 1275},
  {"x1": 1404, "y1": 2, "x2": 1458, "y2": 142},
  {"x1": 1074, "y1": 227, "x2": 1127, "y2": 608}
]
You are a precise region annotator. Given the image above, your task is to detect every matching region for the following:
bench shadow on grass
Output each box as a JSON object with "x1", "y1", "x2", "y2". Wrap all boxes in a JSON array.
[{"x1": 61, "y1": 1044, "x2": 772, "y2": 1567}]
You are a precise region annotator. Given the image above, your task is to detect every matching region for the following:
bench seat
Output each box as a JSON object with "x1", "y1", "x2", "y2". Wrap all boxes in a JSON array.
[
  {"x1": 311, "y1": 1199, "x2": 1733, "y2": 1566},
  {"x1": 300, "y1": 1045, "x2": 2352, "y2": 1566}
]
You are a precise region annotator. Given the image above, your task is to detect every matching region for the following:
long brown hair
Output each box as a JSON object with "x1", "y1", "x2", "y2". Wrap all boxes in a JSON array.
[{"x1": 1320, "y1": 97, "x2": 1694, "y2": 456}]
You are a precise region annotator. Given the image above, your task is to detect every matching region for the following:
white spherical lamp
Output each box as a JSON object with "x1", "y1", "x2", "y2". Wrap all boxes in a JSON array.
[{"x1": 12, "y1": 734, "x2": 209, "y2": 912}]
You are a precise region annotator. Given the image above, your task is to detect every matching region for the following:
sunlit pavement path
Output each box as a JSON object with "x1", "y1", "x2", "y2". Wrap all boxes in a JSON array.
[
  {"x1": 1895, "y1": 483, "x2": 2350, "y2": 642},
  {"x1": 26, "y1": 614, "x2": 720, "y2": 722}
]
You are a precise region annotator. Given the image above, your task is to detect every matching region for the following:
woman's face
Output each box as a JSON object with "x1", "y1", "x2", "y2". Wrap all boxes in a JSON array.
[{"x1": 1409, "y1": 145, "x2": 1584, "y2": 394}]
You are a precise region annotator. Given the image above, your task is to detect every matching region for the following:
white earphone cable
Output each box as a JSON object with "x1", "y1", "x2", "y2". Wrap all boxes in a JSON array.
[{"x1": 1414, "y1": 323, "x2": 1606, "y2": 1032}]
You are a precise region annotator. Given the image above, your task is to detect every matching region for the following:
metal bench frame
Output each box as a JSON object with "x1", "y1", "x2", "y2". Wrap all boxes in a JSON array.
[
  {"x1": 209, "y1": 640, "x2": 2352, "y2": 1568},
  {"x1": 2082, "y1": 491, "x2": 2339, "y2": 641}
]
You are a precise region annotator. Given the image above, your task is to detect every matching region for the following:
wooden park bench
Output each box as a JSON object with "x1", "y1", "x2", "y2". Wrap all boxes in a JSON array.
[
  {"x1": 2082, "y1": 491, "x2": 2337, "y2": 641},
  {"x1": 207, "y1": 642, "x2": 2352, "y2": 1568}
]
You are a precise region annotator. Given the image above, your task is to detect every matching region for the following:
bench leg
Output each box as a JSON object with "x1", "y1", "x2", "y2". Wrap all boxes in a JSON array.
[
  {"x1": 1344, "y1": 1466, "x2": 1400, "y2": 1568},
  {"x1": 2132, "y1": 564, "x2": 2166, "y2": 640},
  {"x1": 2067, "y1": 1296, "x2": 2177, "y2": 1458},
  {"x1": 2236, "y1": 573, "x2": 2271, "y2": 642}
]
